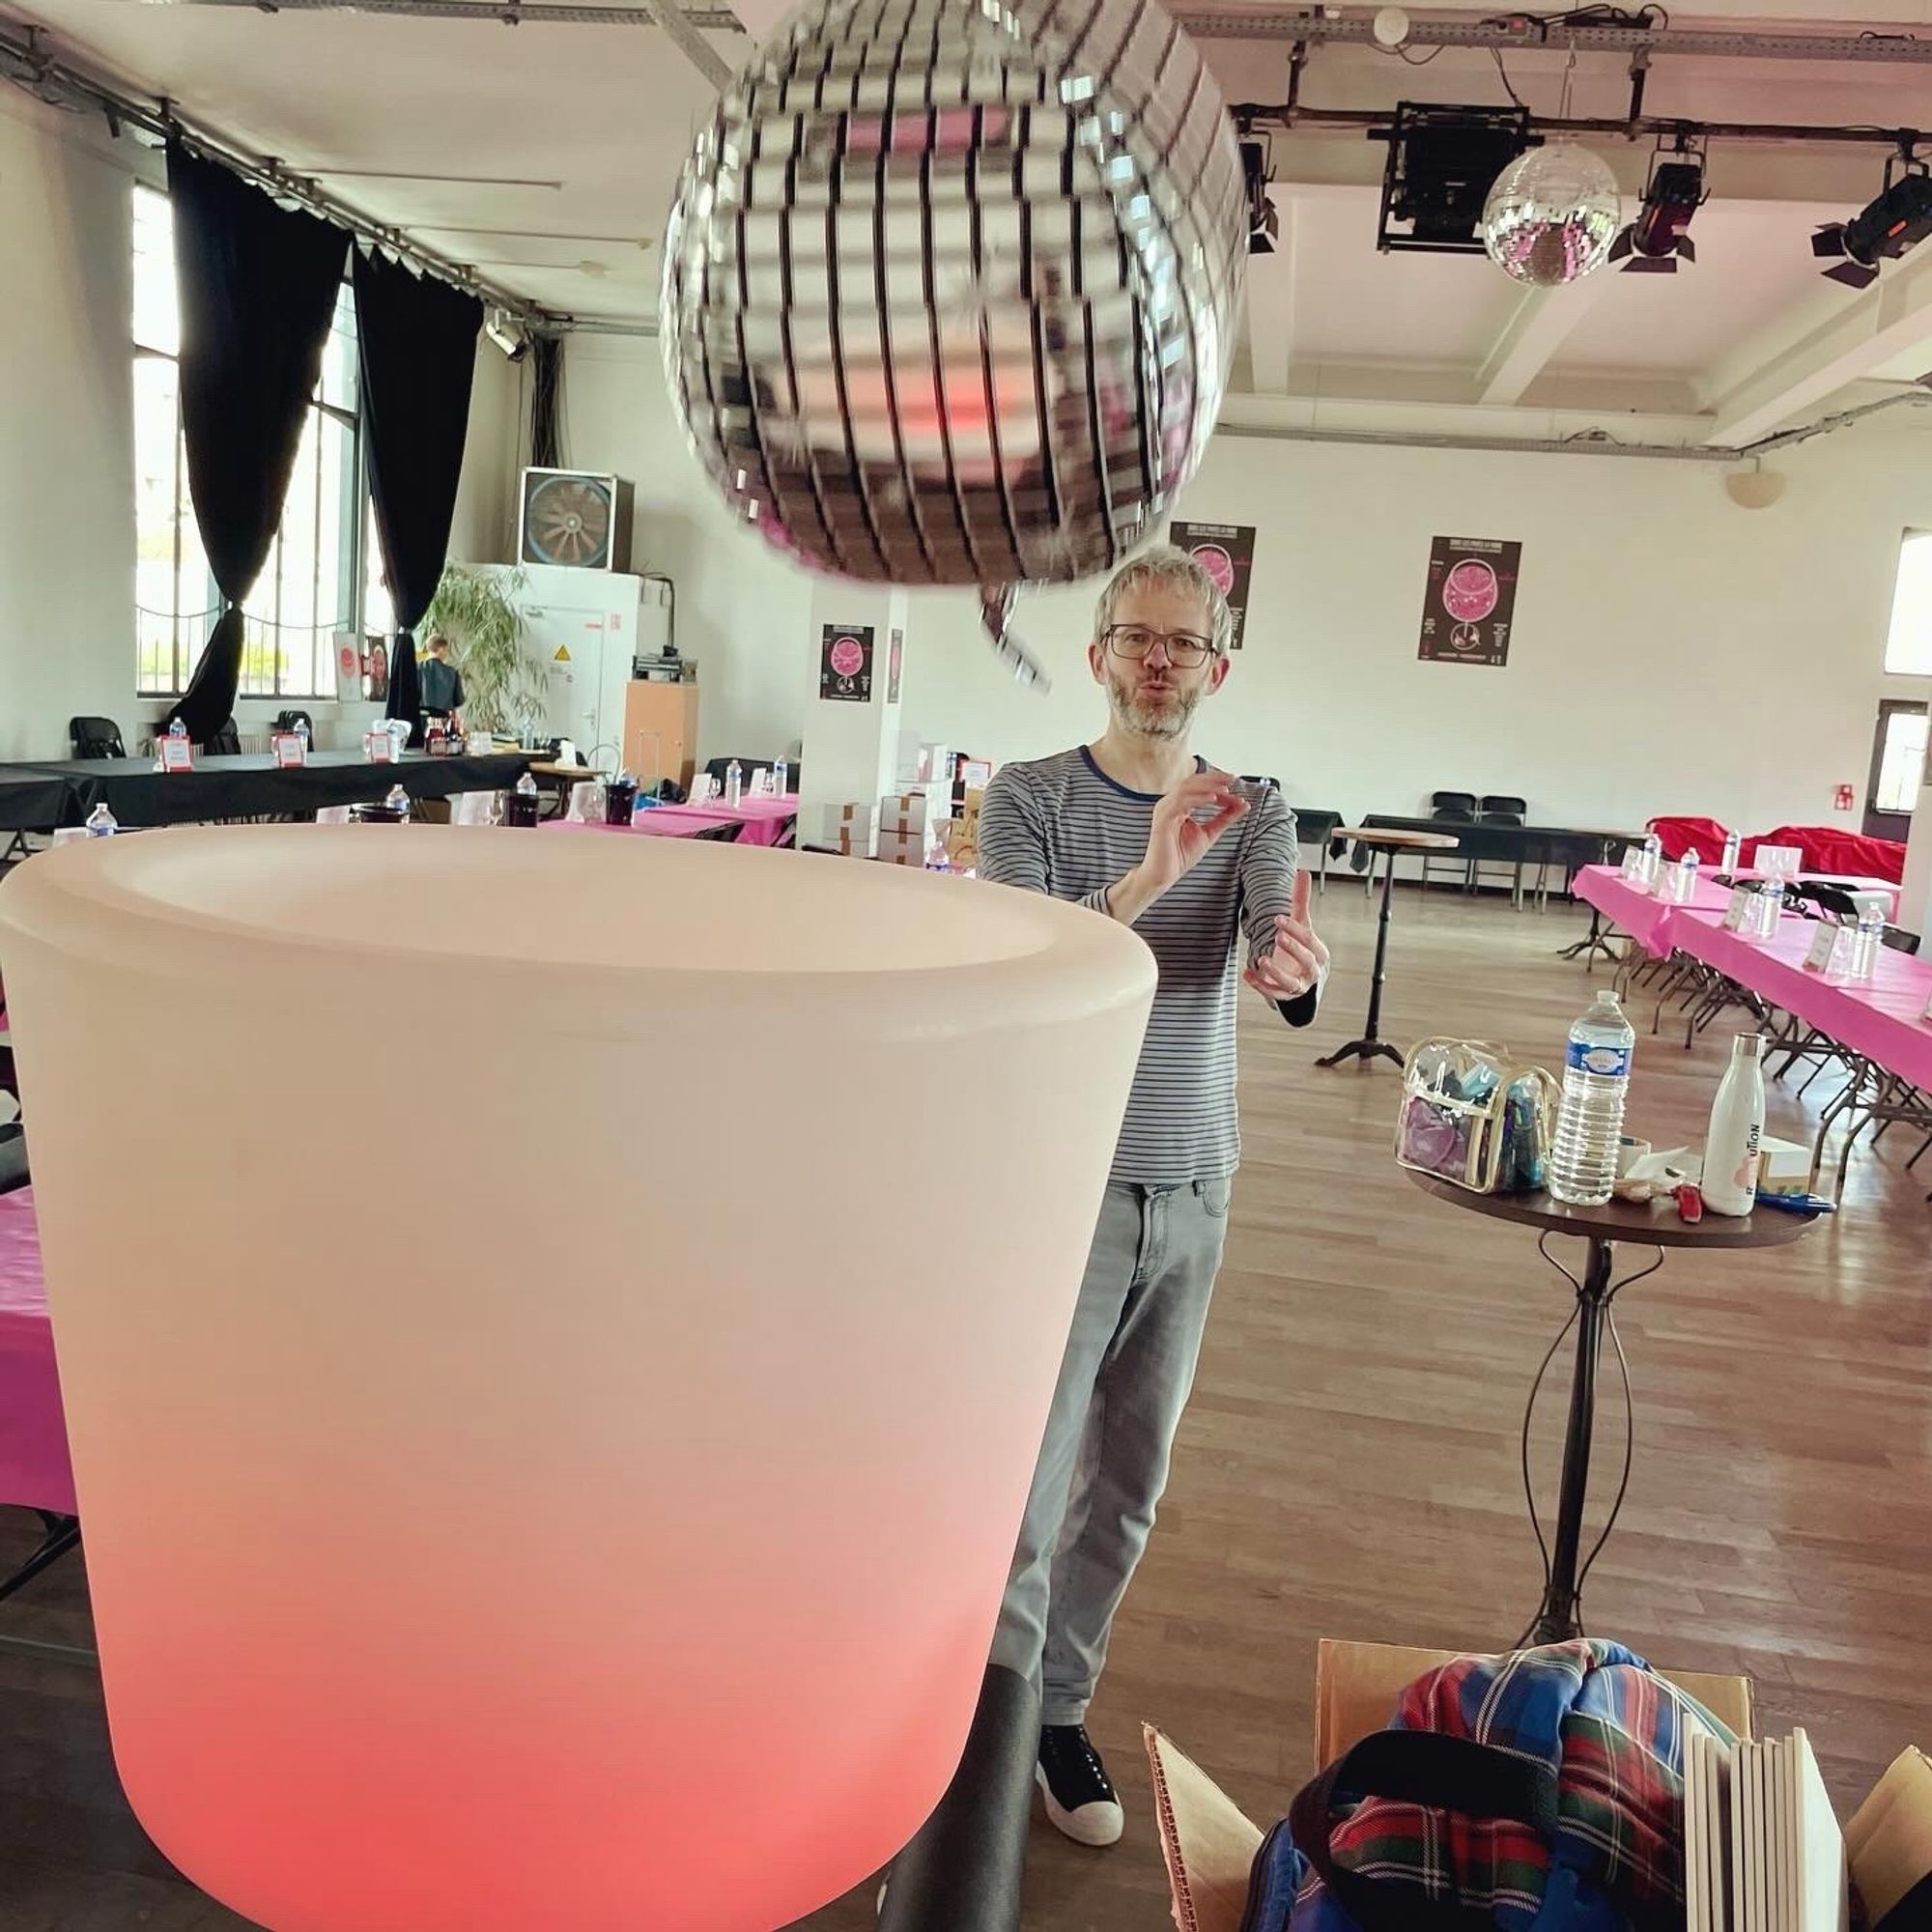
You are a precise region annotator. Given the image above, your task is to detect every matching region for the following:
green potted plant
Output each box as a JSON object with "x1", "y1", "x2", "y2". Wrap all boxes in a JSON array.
[{"x1": 420, "y1": 565, "x2": 544, "y2": 735}]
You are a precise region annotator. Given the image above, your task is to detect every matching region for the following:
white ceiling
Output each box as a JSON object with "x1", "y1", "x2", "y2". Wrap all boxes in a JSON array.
[{"x1": 7, "y1": 0, "x2": 1932, "y2": 444}]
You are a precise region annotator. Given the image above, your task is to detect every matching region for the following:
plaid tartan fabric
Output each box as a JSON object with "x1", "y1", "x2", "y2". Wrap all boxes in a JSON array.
[{"x1": 1244, "y1": 1640, "x2": 1739, "y2": 1932}]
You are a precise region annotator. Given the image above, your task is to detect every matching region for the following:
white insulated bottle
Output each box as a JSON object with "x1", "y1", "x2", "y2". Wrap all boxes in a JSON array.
[{"x1": 1702, "y1": 1034, "x2": 1767, "y2": 1215}]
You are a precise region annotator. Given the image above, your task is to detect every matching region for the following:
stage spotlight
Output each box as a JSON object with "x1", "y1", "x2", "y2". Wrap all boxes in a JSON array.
[
  {"x1": 1240, "y1": 134, "x2": 1280, "y2": 256},
  {"x1": 1813, "y1": 151, "x2": 1932, "y2": 290},
  {"x1": 1608, "y1": 138, "x2": 1707, "y2": 273},
  {"x1": 485, "y1": 307, "x2": 531, "y2": 362},
  {"x1": 1371, "y1": 103, "x2": 1535, "y2": 255}
]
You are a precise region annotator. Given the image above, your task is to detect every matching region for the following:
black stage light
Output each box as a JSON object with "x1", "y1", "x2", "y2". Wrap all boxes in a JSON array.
[
  {"x1": 1813, "y1": 153, "x2": 1932, "y2": 290},
  {"x1": 1370, "y1": 103, "x2": 1535, "y2": 255},
  {"x1": 1608, "y1": 140, "x2": 1706, "y2": 274},
  {"x1": 1241, "y1": 134, "x2": 1279, "y2": 256}
]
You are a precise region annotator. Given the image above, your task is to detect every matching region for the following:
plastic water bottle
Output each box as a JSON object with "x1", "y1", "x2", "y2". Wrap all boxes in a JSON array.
[
  {"x1": 384, "y1": 784, "x2": 411, "y2": 822},
  {"x1": 296, "y1": 718, "x2": 311, "y2": 757},
  {"x1": 772, "y1": 755, "x2": 789, "y2": 798},
  {"x1": 84, "y1": 803, "x2": 117, "y2": 837},
  {"x1": 1850, "y1": 905, "x2": 1884, "y2": 980},
  {"x1": 1671, "y1": 847, "x2": 1699, "y2": 903},
  {"x1": 1641, "y1": 831, "x2": 1662, "y2": 888},
  {"x1": 1548, "y1": 989, "x2": 1636, "y2": 1208},
  {"x1": 1720, "y1": 830, "x2": 1741, "y2": 876},
  {"x1": 167, "y1": 718, "x2": 186, "y2": 742},
  {"x1": 724, "y1": 759, "x2": 744, "y2": 808}
]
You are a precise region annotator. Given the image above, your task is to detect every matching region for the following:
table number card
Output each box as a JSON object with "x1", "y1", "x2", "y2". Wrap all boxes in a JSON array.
[
  {"x1": 1721, "y1": 885, "x2": 1752, "y2": 931},
  {"x1": 1802, "y1": 923, "x2": 1849, "y2": 975},
  {"x1": 271, "y1": 733, "x2": 306, "y2": 769},
  {"x1": 363, "y1": 731, "x2": 393, "y2": 764},
  {"x1": 158, "y1": 736, "x2": 192, "y2": 774}
]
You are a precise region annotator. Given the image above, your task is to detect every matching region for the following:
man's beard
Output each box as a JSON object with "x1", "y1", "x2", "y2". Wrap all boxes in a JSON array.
[{"x1": 1104, "y1": 665, "x2": 1200, "y2": 740}]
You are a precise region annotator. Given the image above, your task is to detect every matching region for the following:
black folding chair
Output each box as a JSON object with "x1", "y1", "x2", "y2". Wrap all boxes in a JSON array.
[{"x1": 68, "y1": 715, "x2": 126, "y2": 759}]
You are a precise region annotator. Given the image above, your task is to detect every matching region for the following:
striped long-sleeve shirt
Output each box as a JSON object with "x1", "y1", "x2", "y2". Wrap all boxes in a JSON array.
[{"x1": 978, "y1": 747, "x2": 1320, "y2": 1185}]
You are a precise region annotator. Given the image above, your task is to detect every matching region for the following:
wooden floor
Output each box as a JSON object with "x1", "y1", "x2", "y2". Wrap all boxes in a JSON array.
[{"x1": 4, "y1": 880, "x2": 1929, "y2": 1930}]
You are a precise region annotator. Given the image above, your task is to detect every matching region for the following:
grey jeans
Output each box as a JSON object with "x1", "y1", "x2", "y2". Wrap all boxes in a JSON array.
[{"x1": 991, "y1": 1176, "x2": 1231, "y2": 1728}]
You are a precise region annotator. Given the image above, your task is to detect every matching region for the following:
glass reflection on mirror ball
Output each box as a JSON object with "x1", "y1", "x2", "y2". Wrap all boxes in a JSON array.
[
  {"x1": 661, "y1": 0, "x2": 1245, "y2": 615},
  {"x1": 1481, "y1": 143, "x2": 1622, "y2": 287}
]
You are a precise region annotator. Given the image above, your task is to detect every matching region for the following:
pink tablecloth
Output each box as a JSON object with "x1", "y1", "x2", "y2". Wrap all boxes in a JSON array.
[
  {"x1": 1576, "y1": 865, "x2": 1900, "y2": 959},
  {"x1": 1670, "y1": 909, "x2": 1932, "y2": 1091},
  {"x1": 547, "y1": 793, "x2": 798, "y2": 847},
  {"x1": 0, "y1": 1187, "x2": 74, "y2": 1515},
  {"x1": 1575, "y1": 866, "x2": 1734, "y2": 956}
]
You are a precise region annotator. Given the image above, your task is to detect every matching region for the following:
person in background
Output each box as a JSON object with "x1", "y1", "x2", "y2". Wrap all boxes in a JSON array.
[
  {"x1": 418, "y1": 633, "x2": 465, "y2": 732},
  {"x1": 977, "y1": 545, "x2": 1329, "y2": 1849}
]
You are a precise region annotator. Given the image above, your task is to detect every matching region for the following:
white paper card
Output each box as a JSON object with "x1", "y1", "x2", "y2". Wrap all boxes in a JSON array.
[
  {"x1": 159, "y1": 737, "x2": 192, "y2": 773},
  {"x1": 1722, "y1": 885, "x2": 1752, "y2": 931},
  {"x1": 271, "y1": 733, "x2": 305, "y2": 769},
  {"x1": 1802, "y1": 924, "x2": 1851, "y2": 975}
]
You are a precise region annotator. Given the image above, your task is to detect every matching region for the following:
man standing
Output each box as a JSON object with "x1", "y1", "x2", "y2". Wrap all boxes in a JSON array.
[
  {"x1": 418, "y1": 633, "x2": 466, "y2": 731},
  {"x1": 978, "y1": 546, "x2": 1329, "y2": 1847}
]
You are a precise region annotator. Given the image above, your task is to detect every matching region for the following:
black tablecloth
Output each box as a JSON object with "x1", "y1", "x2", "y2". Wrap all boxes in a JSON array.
[
  {"x1": 1358, "y1": 813, "x2": 1638, "y2": 870},
  {"x1": 18, "y1": 751, "x2": 533, "y2": 828},
  {"x1": 0, "y1": 767, "x2": 80, "y2": 832}
]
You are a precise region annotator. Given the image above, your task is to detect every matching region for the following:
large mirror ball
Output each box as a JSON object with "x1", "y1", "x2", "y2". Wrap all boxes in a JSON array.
[{"x1": 661, "y1": 0, "x2": 1245, "y2": 647}]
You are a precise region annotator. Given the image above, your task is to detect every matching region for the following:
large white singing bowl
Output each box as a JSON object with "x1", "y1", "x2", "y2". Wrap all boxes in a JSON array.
[{"x1": 0, "y1": 828, "x2": 1154, "y2": 1932}]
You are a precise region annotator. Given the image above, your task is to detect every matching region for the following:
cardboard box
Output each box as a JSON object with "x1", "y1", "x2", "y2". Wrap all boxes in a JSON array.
[
  {"x1": 1313, "y1": 1639, "x2": 1753, "y2": 1769},
  {"x1": 878, "y1": 790, "x2": 930, "y2": 838},
  {"x1": 816, "y1": 802, "x2": 876, "y2": 858},
  {"x1": 1148, "y1": 1640, "x2": 1757, "y2": 1932},
  {"x1": 874, "y1": 835, "x2": 925, "y2": 867}
]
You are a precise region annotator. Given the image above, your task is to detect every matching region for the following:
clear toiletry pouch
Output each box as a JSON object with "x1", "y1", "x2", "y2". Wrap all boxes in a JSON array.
[{"x1": 1396, "y1": 1038, "x2": 1558, "y2": 1195}]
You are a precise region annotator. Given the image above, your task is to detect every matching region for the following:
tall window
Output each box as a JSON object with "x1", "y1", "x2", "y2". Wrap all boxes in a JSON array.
[
  {"x1": 132, "y1": 184, "x2": 364, "y2": 698},
  {"x1": 1885, "y1": 529, "x2": 1932, "y2": 677}
]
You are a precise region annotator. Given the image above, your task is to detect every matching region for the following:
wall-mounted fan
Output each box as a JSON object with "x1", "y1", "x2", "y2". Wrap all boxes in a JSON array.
[{"x1": 518, "y1": 469, "x2": 635, "y2": 572}]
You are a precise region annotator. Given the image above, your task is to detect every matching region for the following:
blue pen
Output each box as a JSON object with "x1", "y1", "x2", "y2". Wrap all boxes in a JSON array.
[{"x1": 1753, "y1": 1189, "x2": 1837, "y2": 1215}]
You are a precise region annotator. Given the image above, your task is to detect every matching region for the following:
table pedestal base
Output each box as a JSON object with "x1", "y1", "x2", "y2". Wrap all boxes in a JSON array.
[
  {"x1": 1320, "y1": 846, "x2": 1407, "y2": 1071},
  {"x1": 1317, "y1": 1037, "x2": 1405, "y2": 1070},
  {"x1": 1525, "y1": 1235, "x2": 1615, "y2": 1645}
]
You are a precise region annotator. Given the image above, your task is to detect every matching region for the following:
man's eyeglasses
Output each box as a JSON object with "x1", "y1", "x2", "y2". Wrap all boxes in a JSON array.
[{"x1": 1102, "y1": 625, "x2": 1217, "y2": 668}]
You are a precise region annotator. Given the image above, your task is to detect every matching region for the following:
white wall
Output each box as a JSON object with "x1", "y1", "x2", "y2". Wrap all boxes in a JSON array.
[
  {"x1": 0, "y1": 97, "x2": 140, "y2": 762},
  {"x1": 566, "y1": 329, "x2": 1932, "y2": 835},
  {"x1": 0, "y1": 93, "x2": 525, "y2": 758}
]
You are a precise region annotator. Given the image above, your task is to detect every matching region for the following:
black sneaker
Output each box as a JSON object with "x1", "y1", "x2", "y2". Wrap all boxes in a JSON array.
[{"x1": 1036, "y1": 1724, "x2": 1124, "y2": 1846}]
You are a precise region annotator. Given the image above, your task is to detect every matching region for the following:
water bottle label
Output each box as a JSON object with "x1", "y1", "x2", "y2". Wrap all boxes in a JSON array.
[{"x1": 1567, "y1": 1039, "x2": 1631, "y2": 1077}]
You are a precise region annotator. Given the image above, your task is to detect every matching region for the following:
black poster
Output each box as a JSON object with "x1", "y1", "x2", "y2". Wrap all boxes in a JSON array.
[
  {"x1": 1170, "y1": 521, "x2": 1257, "y2": 650},
  {"x1": 1418, "y1": 536, "x2": 1520, "y2": 668},
  {"x1": 819, "y1": 623, "x2": 874, "y2": 702},
  {"x1": 887, "y1": 627, "x2": 903, "y2": 704}
]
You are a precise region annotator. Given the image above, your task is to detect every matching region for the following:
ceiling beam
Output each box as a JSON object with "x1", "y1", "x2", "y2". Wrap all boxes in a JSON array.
[
  {"x1": 1474, "y1": 276, "x2": 1617, "y2": 408},
  {"x1": 1240, "y1": 213, "x2": 1294, "y2": 397},
  {"x1": 1703, "y1": 249, "x2": 1932, "y2": 446}
]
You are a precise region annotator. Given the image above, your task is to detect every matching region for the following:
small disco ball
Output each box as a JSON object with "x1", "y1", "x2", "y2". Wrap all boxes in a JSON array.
[
  {"x1": 1481, "y1": 143, "x2": 1622, "y2": 286},
  {"x1": 661, "y1": 0, "x2": 1245, "y2": 618}
]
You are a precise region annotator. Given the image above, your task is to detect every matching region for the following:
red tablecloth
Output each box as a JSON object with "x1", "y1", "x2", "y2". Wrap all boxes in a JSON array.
[
  {"x1": 0, "y1": 1187, "x2": 73, "y2": 1516},
  {"x1": 547, "y1": 794, "x2": 798, "y2": 846}
]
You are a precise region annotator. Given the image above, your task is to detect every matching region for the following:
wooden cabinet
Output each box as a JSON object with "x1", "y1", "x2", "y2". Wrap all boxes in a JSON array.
[{"x1": 621, "y1": 679, "x2": 699, "y2": 791}]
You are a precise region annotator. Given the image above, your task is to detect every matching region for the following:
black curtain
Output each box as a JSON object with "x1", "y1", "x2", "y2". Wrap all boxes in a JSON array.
[
  {"x1": 355, "y1": 250, "x2": 483, "y2": 748},
  {"x1": 166, "y1": 145, "x2": 351, "y2": 742}
]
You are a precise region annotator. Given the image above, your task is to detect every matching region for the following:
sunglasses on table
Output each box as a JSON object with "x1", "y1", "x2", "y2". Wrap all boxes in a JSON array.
[{"x1": 1100, "y1": 625, "x2": 1219, "y2": 668}]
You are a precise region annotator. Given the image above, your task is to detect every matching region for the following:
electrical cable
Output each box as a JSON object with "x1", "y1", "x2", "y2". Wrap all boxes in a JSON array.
[
  {"x1": 1491, "y1": 46, "x2": 1528, "y2": 106},
  {"x1": 1517, "y1": 1236, "x2": 1663, "y2": 1646}
]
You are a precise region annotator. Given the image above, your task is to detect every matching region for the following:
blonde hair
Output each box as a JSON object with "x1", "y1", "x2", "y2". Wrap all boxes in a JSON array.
[{"x1": 1093, "y1": 544, "x2": 1231, "y2": 654}]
